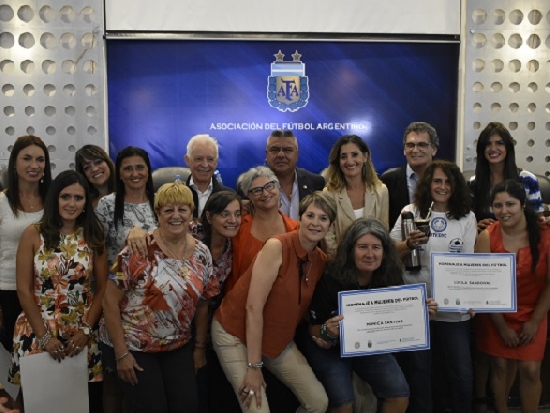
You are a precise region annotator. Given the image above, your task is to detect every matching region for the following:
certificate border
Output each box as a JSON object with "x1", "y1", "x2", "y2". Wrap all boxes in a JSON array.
[
  {"x1": 430, "y1": 252, "x2": 517, "y2": 313},
  {"x1": 338, "y1": 284, "x2": 430, "y2": 357}
]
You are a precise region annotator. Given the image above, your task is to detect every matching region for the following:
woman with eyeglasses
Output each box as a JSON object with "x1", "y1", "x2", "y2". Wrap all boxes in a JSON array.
[
  {"x1": 324, "y1": 135, "x2": 389, "y2": 258},
  {"x1": 212, "y1": 192, "x2": 337, "y2": 413},
  {"x1": 95, "y1": 146, "x2": 157, "y2": 413},
  {"x1": 224, "y1": 166, "x2": 298, "y2": 293},
  {"x1": 189, "y1": 191, "x2": 243, "y2": 413},
  {"x1": 75, "y1": 145, "x2": 116, "y2": 208}
]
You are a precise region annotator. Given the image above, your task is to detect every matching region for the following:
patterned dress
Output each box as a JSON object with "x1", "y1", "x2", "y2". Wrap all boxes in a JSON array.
[{"x1": 9, "y1": 228, "x2": 102, "y2": 384}]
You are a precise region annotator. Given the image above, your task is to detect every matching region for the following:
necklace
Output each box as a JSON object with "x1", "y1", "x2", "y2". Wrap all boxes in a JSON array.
[{"x1": 158, "y1": 229, "x2": 187, "y2": 260}]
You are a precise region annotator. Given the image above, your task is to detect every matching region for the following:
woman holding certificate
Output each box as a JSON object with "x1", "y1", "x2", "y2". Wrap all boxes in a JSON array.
[
  {"x1": 306, "y1": 218, "x2": 410, "y2": 413},
  {"x1": 10, "y1": 170, "x2": 107, "y2": 412},
  {"x1": 390, "y1": 160, "x2": 477, "y2": 413},
  {"x1": 475, "y1": 179, "x2": 550, "y2": 413}
]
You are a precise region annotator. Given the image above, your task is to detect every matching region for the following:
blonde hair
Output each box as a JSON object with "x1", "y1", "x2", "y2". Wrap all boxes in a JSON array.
[{"x1": 154, "y1": 183, "x2": 194, "y2": 212}]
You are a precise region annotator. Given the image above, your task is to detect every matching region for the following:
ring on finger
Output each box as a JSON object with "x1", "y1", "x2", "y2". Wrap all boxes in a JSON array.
[{"x1": 248, "y1": 390, "x2": 255, "y2": 396}]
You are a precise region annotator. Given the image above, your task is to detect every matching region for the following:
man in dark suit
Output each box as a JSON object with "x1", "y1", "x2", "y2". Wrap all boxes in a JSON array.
[
  {"x1": 380, "y1": 122, "x2": 439, "y2": 228},
  {"x1": 184, "y1": 134, "x2": 234, "y2": 218},
  {"x1": 265, "y1": 130, "x2": 326, "y2": 219}
]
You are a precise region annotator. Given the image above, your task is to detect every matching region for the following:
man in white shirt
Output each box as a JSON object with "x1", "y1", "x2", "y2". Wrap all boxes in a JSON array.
[{"x1": 184, "y1": 134, "x2": 234, "y2": 217}]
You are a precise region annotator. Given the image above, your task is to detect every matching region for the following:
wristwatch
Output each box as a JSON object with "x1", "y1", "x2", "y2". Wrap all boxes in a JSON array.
[{"x1": 80, "y1": 321, "x2": 91, "y2": 336}]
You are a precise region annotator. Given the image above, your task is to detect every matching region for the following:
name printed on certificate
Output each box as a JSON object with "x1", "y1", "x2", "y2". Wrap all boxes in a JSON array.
[
  {"x1": 338, "y1": 284, "x2": 430, "y2": 357},
  {"x1": 431, "y1": 252, "x2": 517, "y2": 313}
]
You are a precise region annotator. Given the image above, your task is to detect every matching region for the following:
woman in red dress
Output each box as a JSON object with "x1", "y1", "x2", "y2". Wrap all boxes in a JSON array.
[{"x1": 475, "y1": 179, "x2": 550, "y2": 413}]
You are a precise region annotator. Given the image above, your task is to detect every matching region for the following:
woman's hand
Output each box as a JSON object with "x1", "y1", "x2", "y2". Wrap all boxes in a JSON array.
[
  {"x1": 238, "y1": 368, "x2": 266, "y2": 410},
  {"x1": 311, "y1": 336, "x2": 333, "y2": 349},
  {"x1": 117, "y1": 352, "x2": 143, "y2": 385},
  {"x1": 44, "y1": 336, "x2": 66, "y2": 362},
  {"x1": 426, "y1": 298, "x2": 438, "y2": 319},
  {"x1": 326, "y1": 315, "x2": 343, "y2": 338},
  {"x1": 0, "y1": 397, "x2": 19, "y2": 413},
  {"x1": 64, "y1": 329, "x2": 90, "y2": 357},
  {"x1": 497, "y1": 325, "x2": 519, "y2": 348},
  {"x1": 477, "y1": 218, "x2": 495, "y2": 233},
  {"x1": 519, "y1": 319, "x2": 538, "y2": 345},
  {"x1": 127, "y1": 226, "x2": 149, "y2": 256},
  {"x1": 407, "y1": 229, "x2": 429, "y2": 249}
]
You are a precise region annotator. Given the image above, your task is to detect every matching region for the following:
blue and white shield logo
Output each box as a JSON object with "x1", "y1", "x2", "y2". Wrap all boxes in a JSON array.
[{"x1": 267, "y1": 50, "x2": 309, "y2": 112}]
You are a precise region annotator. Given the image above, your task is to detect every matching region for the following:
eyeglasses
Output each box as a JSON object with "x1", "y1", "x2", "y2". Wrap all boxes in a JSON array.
[
  {"x1": 248, "y1": 180, "x2": 277, "y2": 197},
  {"x1": 404, "y1": 142, "x2": 431, "y2": 151}
]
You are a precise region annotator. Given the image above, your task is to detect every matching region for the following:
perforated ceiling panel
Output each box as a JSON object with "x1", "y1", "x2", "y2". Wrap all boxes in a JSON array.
[
  {"x1": 463, "y1": 1, "x2": 550, "y2": 177},
  {"x1": 0, "y1": 0, "x2": 106, "y2": 174}
]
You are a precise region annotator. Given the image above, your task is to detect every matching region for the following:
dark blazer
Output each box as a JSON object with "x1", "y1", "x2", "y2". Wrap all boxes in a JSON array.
[
  {"x1": 380, "y1": 165, "x2": 411, "y2": 230},
  {"x1": 296, "y1": 168, "x2": 326, "y2": 201},
  {"x1": 186, "y1": 175, "x2": 235, "y2": 218}
]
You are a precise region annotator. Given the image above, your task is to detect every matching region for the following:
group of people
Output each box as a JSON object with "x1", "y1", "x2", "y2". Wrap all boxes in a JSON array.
[{"x1": 0, "y1": 121, "x2": 548, "y2": 413}]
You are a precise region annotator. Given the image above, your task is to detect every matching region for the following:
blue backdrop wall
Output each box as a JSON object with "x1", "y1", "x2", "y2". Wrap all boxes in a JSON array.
[{"x1": 107, "y1": 40, "x2": 459, "y2": 188}]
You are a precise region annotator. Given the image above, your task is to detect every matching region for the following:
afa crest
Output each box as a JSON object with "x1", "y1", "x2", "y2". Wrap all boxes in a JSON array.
[{"x1": 267, "y1": 50, "x2": 309, "y2": 112}]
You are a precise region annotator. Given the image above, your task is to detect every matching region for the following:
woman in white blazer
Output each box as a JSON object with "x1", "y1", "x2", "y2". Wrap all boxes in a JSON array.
[{"x1": 324, "y1": 135, "x2": 388, "y2": 257}]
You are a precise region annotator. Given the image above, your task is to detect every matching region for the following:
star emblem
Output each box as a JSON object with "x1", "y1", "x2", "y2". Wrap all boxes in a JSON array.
[
  {"x1": 292, "y1": 50, "x2": 302, "y2": 62},
  {"x1": 274, "y1": 50, "x2": 285, "y2": 61}
]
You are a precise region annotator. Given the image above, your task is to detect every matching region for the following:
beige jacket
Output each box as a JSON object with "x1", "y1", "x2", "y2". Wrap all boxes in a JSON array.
[{"x1": 324, "y1": 183, "x2": 389, "y2": 257}]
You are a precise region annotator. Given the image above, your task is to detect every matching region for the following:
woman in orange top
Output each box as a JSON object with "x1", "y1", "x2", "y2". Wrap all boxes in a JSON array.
[
  {"x1": 212, "y1": 192, "x2": 337, "y2": 413},
  {"x1": 225, "y1": 167, "x2": 298, "y2": 292},
  {"x1": 475, "y1": 180, "x2": 550, "y2": 413}
]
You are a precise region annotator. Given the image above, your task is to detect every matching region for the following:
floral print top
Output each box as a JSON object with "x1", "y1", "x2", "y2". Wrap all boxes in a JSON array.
[
  {"x1": 10, "y1": 227, "x2": 102, "y2": 384},
  {"x1": 99, "y1": 236, "x2": 217, "y2": 353},
  {"x1": 95, "y1": 193, "x2": 157, "y2": 267}
]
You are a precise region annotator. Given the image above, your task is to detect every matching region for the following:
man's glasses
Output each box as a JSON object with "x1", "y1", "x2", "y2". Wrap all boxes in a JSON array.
[
  {"x1": 404, "y1": 142, "x2": 431, "y2": 151},
  {"x1": 248, "y1": 180, "x2": 277, "y2": 197}
]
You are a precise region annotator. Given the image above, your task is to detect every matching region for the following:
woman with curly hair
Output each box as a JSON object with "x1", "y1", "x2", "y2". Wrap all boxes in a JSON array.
[
  {"x1": 390, "y1": 160, "x2": 477, "y2": 413},
  {"x1": 324, "y1": 135, "x2": 388, "y2": 257}
]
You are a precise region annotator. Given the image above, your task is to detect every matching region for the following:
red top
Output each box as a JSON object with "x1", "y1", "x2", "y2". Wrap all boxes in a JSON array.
[
  {"x1": 476, "y1": 222, "x2": 550, "y2": 360},
  {"x1": 215, "y1": 230, "x2": 326, "y2": 358},
  {"x1": 225, "y1": 211, "x2": 298, "y2": 293}
]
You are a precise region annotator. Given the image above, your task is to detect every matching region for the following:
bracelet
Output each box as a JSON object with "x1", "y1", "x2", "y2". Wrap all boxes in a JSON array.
[
  {"x1": 320, "y1": 323, "x2": 338, "y2": 341},
  {"x1": 247, "y1": 361, "x2": 264, "y2": 369},
  {"x1": 115, "y1": 351, "x2": 130, "y2": 362},
  {"x1": 38, "y1": 331, "x2": 52, "y2": 349}
]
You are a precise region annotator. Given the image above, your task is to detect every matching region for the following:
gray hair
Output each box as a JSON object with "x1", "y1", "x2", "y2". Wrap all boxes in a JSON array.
[
  {"x1": 402, "y1": 122, "x2": 439, "y2": 148},
  {"x1": 186, "y1": 134, "x2": 219, "y2": 159},
  {"x1": 239, "y1": 166, "x2": 280, "y2": 195},
  {"x1": 266, "y1": 130, "x2": 298, "y2": 149}
]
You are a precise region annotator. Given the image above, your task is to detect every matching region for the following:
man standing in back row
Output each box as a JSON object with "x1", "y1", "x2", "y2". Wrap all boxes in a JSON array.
[
  {"x1": 185, "y1": 134, "x2": 234, "y2": 217},
  {"x1": 380, "y1": 122, "x2": 439, "y2": 229},
  {"x1": 265, "y1": 130, "x2": 326, "y2": 220}
]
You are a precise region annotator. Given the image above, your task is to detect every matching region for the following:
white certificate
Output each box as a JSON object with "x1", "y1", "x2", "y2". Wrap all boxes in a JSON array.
[
  {"x1": 431, "y1": 252, "x2": 517, "y2": 312},
  {"x1": 20, "y1": 350, "x2": 89, "y2": 413},
  {"x1": 338, "y1": 284, "x2": 430, "y2": 357}
]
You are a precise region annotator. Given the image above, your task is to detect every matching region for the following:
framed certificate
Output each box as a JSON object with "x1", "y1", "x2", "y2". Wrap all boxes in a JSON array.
[
  {"x1": 338, "y1": 284, "x2": 430, "y2": 357},
  {"x1": 431, "y1": 252, "x2": 517, "y2": 312}
]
